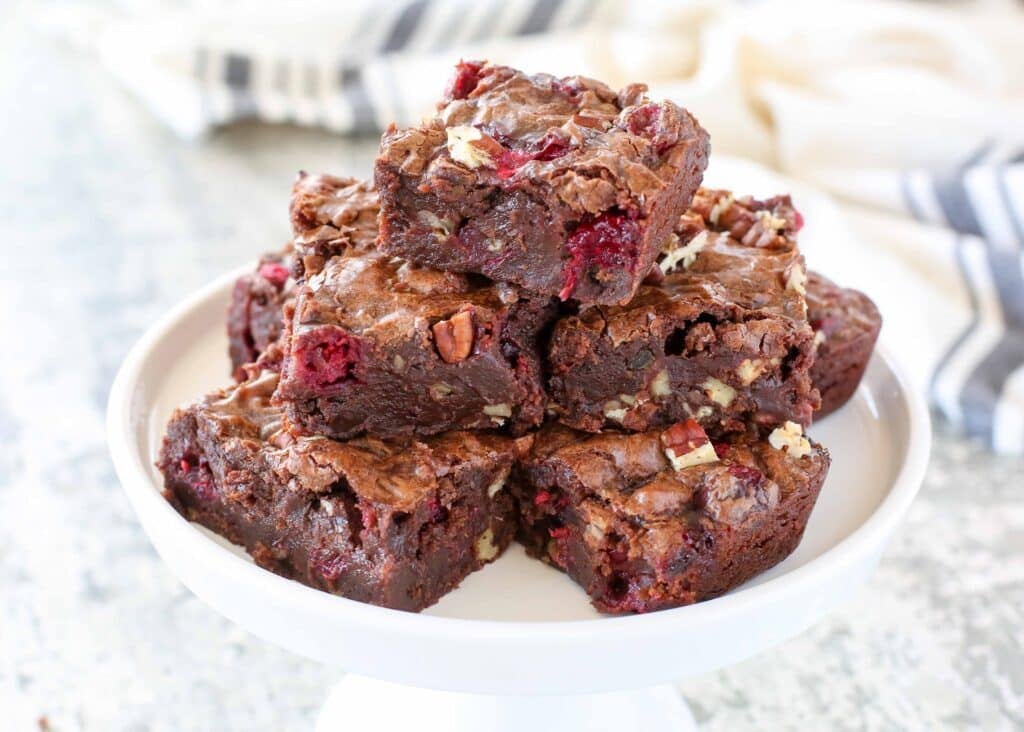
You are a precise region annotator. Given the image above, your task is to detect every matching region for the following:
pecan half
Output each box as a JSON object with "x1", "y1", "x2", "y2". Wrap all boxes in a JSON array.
[
  {"x1": 660, "y1": 419, "x2": 718, "y2": 471},
  {"x1": 433, "y1": 310, "x2": 474, "y2": 363}
]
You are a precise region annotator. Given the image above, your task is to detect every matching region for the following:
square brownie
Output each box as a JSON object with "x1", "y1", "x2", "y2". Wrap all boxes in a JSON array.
[
  {"x1": 227, "y1": 174, "x2": 378, "y2": 377},
  {"x1": 547, "y1": 188, "x2": 819, "y2": 435},
  {"x1": 227, "y1": 246, "x2": 294, "y2": 379},
  {"x1": 374, "y1": 61, "x2": 709, "y2": 305},
  {"x1": 288, "y1": 172, "x2": 379, "y2": 280},
  {"x1": 158, "y1": 370, "x2": 530, "y2": 612},
  {"x1": 513, "y1": 419, "x2": 830, "y2": 613},
  {"x1": 275, "y1": 249, "x2": 556, "y2": 439},
  {"x1": 806, "y1": 271, "x2": 882, "y2": 417}
]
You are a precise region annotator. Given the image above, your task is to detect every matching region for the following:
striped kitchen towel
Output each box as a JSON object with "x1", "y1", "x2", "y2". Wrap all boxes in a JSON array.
[{"x1": 44, "y1": 0, "x2": 1024, "y2": 452}]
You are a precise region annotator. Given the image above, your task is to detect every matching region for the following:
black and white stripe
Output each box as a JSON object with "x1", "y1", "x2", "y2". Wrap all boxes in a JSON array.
[
  {"x1": 187, "y1": 0, "x2": 601, "y2": 137},
  {"x1": 907, "y1": 141, "x2": 1024, "y2": 452}
]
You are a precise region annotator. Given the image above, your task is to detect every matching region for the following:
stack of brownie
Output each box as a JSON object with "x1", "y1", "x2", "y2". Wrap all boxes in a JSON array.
[{"x1": 159, "y1": 62, "x2": 881, "y2": 614}]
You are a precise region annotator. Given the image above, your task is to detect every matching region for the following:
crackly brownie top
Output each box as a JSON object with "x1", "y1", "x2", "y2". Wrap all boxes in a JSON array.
[
  {"x1": 577, "y1": 187, "x2": 810, "y2": 332},
  {"x1": 191, "y1": 371, "x2": 527, "y2": 509},
  {"x1": 289, "y1": 173, "x2": 379, "y2": 278},
  {"x1": 806, "y1": 271, "x2": 881, "y2": 347},
  {"x1": 378, "y1": 61, "x2": 708, "y2": 216},
  {"x1": 525, "y1": 421, "x2": 828, "y2": 527},
  {"x1": 293, "y1": 249, "x2": 526, "y2": 347}
]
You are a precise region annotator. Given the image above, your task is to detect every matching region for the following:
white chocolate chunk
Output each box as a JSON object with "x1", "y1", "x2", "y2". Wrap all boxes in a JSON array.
[
  {"x1": 483, "y1": 403, "x2": 512, "y2": 418},
  {"x1": 446, "y1": 125, "x2": 494, "y2": 169},
  {"x1": 737, "y1": 358, "x2": 766, "y2": 385},
  {"x1": 708, "y1": 194, "x2": 733, "y2": 225},
  {"x1": 475, "y1": 528, "x2": 500, "y2": 561},
  {"x1": 786, "y1": 263, "x2": 807, "y2": 295},
  {"x1": 418, "y1": 210, "x2": 455, "y2": 240},
  {"x1": 664, "y1": 442, "x2": 719, "y2": 471},
  {"x1": 703, "y1": 377, "x2": 736, "y2": 406},
  {"x1": 603, "y1": 400, "x2": 628, "y2": 423},
  {"x1": 650, "y1": 369, "x2": 672, "y2": 398},
  {"x1": 769, "y1": 421, "x2": 812, "y2": 458},
  {"x1": 814, "y1": 330, "x2": 826, "y2": 348},
  {"x1": 487, "y1": 472, "x2": 507, "y2": 498},
  {"x1": 660, "y1": 230, "x2": 709, "y2": 273}
]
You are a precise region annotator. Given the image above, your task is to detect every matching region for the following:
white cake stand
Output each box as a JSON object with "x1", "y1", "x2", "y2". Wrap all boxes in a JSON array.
[{"x1": 107, "y1": 161, "x2": 931, "y2": 731}]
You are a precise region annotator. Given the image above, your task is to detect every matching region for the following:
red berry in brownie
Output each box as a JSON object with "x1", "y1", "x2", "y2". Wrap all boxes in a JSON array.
[
  {"x1": 258, "y1": 262, "x2": 290, "y2": 290},
  {"x1": 622, "y1": 102, "x2": 679, "y2": 155},
  {"x1": 445, "y1": 60, "x2": 485, "y2": 100},
  {"x1": 727, "y1": 464, "x2": 764, "y2": 488},
  {"x1": 560, "y1": 211, "x2": 641, "y2": 300},
  {"x1": 548, "y1": 525, "x2": 571, "y2": 540},
  {"x1": 310, "y1": 547, "x2": 347, "y2": 583},
  {"x1": 292, "y1": 325, "x2": 362, "y2": 388}
]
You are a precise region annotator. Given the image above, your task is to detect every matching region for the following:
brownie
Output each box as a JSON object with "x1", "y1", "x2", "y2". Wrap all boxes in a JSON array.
[
  {"x1": 513, "y1": 419, "x2": 830, "y2": 613},
  {"x1": 374, "y1": 61, "x2": 709, "y2": 305},
  {"x1": 806, "y1": 272, "x2": 882, "y2": 417},
  {"x1": 547, "y1": 187, "x2": 819, "y2": 435},
  {"x1": 288, "y1": 172, "x2": 379, "y2": 280},
  {"x1": 158, "y1": 370, "x2": 530, "y2": 612},
  {"x1": 227, "y1": 246, "x2": 294, "y2": 379},
  {"x1": 275, "y1": 248, "x2": 556, "y2": 440}
]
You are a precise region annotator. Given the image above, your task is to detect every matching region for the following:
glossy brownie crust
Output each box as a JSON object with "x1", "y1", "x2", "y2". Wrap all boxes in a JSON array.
[
  {"x1": 289, "y1": 172, "x2": 379, "y2": 281},
  {"x1": 806, "y1": 272, "x2": 882, "y2": 417},
  {"x1": 276, "y1": 249, "x2": 556, "y2": 440},
  {"x1": 227, "y1": 247, "x2": 294, "y2": 379},
  {"x1": 158, "y1": 371, "x2": 528, "y2": 612},
  {"x1": 375, "y1": 61, "x2": 709, "y2": 305},
  {"x1": 547, "y1": 188, "x2": 819, "y2": 435},
  {"x1": 513, "y1": 422, "x2": 829, "y2": 613}
]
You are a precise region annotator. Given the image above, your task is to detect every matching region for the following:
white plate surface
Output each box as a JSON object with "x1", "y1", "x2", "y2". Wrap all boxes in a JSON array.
[{"x1": 108, "y1": 158, "x2": 930, "y2": 694}]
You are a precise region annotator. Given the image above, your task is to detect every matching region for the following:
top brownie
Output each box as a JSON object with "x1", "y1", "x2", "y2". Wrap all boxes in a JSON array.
[
  {"x1": 289, "y1": 172, "x2": 379, "y2": 280},
  {"x1": 374, "y1": 61, "x2": 709, "y2": 305}
]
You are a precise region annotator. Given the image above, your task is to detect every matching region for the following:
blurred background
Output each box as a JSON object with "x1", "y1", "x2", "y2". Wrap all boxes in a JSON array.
[{"x1": 2, "y1": 0, "x2": 1022, "y2": 729}]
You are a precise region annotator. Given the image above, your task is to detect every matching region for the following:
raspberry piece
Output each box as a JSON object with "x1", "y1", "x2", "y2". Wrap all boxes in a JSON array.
[
  {"x1": 551, "y1": 78, "x2": 580, "y2": 98},
  {"x1": 728, "y1": 464, "x2": 764, "y2": 489},
  {"x1": 623, "y1": 102, "x2": 678, "y2": 154},
  {"x1": 292, "y1": 325, "x2": 362, "y2": 388},
  {"x1": 712, "y1": 441, "x2": 730, "y2": 459},
  {"x1": 495, "y1": 148, "x2": 534, "y2": 179},
  {"x1": 549, "y1": 525, "x2": 571, "y2": 540},
  {"x1": 534, "y1": 490, "x2": 552, "y2": 506},
  {"x1": 533, "y1": 132, "x2": 571, "y2": 162},
  {"x1": 494, "y1": 132, "x2": 572, "y2": 179},
  {"x1": 446, "y1": 60, "x2": 484, "y2": 100},
  {"x1": 179, "y1": 455, "x2": 215, "y2": 501},
  {"x1": 426, "y1": 496, "x2": 449, "y2": 523},
  {"x1": 794, "y1": 208, "x2": 805, "y2": 231},
  {"x1": 560, "y1": 212, "x2": 642, "y2": 300},
  {"x1": 311, "y1": 547, "x2": 346, "y2": 583},
  {"x1": 258, "y1": 262, "x2": 290, "y2": 290}
]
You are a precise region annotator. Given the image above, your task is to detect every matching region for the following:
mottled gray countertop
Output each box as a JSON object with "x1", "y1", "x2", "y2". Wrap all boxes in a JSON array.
[{"x1": 2, "y1": 17, "x2": 1022, "y2": 732}]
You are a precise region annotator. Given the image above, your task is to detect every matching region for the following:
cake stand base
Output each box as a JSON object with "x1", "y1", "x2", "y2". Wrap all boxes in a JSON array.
[{"x1": 315, "y1": 675, "x2": 697, "y2": 732}]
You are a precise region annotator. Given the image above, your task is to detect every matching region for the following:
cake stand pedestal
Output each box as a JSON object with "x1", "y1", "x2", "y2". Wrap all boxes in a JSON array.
[{"x1": 316, "y1": 677, "x2": 696, "y2": 732}]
